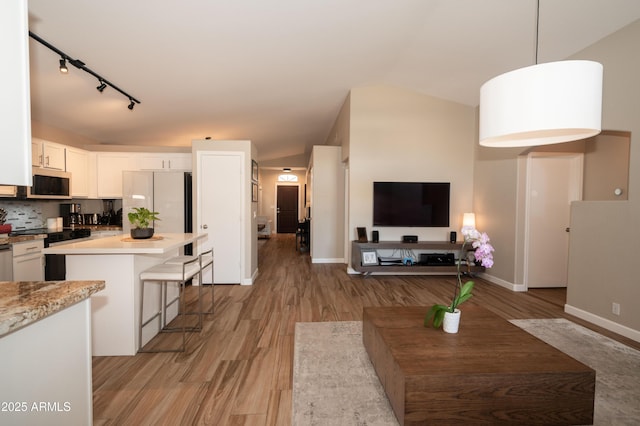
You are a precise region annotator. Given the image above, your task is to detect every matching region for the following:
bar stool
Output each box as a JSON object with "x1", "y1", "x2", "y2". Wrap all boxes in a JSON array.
[
  {"x1": 164, "y1": 248, "x2": 214, "y2": 315},
  {"x1": 138, "y1": 256, "x2": 201, "y2": 353}
]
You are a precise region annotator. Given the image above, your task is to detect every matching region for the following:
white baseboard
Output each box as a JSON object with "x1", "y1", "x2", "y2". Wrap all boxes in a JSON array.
[
  {"x1": 241, "y1": 269, "x2": 257, "y2": 285},
  {"x1": 478, "y1": 272, "x2": 527, "y2": 292},
  {"x1": 564, "y1": 304, "x2": 640, "y2": 343},
  {"x1": 312, "y1": 258, "x2": 345, "y2": 264}
]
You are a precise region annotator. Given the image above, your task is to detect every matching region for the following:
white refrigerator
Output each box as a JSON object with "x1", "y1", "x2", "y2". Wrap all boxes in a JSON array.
[{"x1": 122, "y1": 170, "x2": 192, "y2": 237}]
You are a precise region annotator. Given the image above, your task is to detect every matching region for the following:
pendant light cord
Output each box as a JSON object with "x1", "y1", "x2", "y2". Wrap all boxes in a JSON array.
[{"x1": 535, "y1": 0, "x2": 540, "y2": 64}]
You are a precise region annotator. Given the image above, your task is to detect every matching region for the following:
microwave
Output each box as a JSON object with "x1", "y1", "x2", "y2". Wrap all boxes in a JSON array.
[{"x1": 17, "y1": 168, "x2": 72, "y2": 199}]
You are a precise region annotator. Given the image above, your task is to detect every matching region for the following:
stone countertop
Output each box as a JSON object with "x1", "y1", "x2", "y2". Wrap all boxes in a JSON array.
[
  {"x1": 0, "y1": 280, "x2": 105, "y2": 337},
  {"x1": 0, "y1": 234, "x2": 46, "y2": 246},
  {"x1": 43, "y1": 232, "x2": 207, "y2": 255}
]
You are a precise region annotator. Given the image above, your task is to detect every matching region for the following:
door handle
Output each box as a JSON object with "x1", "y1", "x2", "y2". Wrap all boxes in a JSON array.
[
  {"x1": 202, "y1": 224, "x2": 208, "y2": 229},
  {"x1": 565, "y1": 227, "x2": 570, "y2": 232}
]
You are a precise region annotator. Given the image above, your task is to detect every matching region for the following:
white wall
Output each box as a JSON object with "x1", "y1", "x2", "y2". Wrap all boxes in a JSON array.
[
  {"x1": 474, "y1": 20, "x2": 640, "y2": 340},
  {"x1": 347, "y1": 85, "x2": 476, "y2": 267},
  {"x1": 309, "y1": 146, "x2": 344, "y2": 263},
  {"x1": 563, "y1": 20, "x2": 640, "y2": 339}
]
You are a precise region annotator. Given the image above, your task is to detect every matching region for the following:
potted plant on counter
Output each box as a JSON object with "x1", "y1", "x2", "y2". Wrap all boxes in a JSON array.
[{"x1": 127, "y1": 207, "x2": 160, "y2": 239}]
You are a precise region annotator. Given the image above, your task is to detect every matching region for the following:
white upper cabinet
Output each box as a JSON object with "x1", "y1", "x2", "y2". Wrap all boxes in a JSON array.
[
  {"x1": 66, "y1": 146, "x2": 90, "y2": 197},
  {"x1": 138, "y1": 153, "x2": 192, "y2": 170},
  {"x1": 32, "y1": 138, "x2": 66, "y2": 170},
  {"x1": 0, "y1": 1, "x2": 32, "y2": 186},
  {"x1": 96, "y1": 153, "x2": 139, "y2": 198}
]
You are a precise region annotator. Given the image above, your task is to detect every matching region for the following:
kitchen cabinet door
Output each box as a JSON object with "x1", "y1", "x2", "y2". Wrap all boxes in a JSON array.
[
  {"x1": 32, "y1": 138, "x2": 65, "y2": 170},
  {"x1": 138, "y1": 153, "x2": 192, "y2": 170},
  {"x1": 31, "y1": 139, "x2": 43, "y2": 167},
  {"x1": 12, "y1": 240, "x2": 44, "y2": 281},
  {"x1": 0, "y1": 1, "x2": 32, "y2": 186},
  {"x1": 96, "y1": 153, "x2": 138, "y2": 198},
  {"x1": 165, "y1": 153, "x2": 192, "y2": 170},
  {"x1": 66, "y1": 146, "x2": 90, "y2": 197}
]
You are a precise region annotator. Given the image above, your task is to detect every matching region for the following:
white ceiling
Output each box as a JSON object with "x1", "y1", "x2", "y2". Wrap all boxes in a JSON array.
[{"x1": 27, "y1": 0, "x2": 640, "y2": 163}]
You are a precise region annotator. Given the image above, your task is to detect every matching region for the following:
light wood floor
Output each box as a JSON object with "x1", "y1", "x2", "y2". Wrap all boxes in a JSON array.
[{"x1": 92, "y1": 234, "x2": 638, "y2": 425}]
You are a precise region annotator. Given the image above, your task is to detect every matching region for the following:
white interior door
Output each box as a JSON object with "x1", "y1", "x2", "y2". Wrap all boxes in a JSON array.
[
  {"x1": 525, "y1": 153, "x2": 583, "y2": 288},
  {"x1": 197, "y1": 152, "x2": 243, "y2": 284}
]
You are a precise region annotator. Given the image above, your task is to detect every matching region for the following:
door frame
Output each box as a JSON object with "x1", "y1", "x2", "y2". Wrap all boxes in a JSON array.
[{"x1": 523, "y1": 152, "x2": 584, "y2": 289}]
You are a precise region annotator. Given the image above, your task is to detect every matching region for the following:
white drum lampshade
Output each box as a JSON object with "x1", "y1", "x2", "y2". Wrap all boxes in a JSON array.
[
  {"x1": 461, "y1": 212, "x2": 476, "y2": 236},
  {"x1": 479, "y1": 60, "x2": 603, "y2": 147}
]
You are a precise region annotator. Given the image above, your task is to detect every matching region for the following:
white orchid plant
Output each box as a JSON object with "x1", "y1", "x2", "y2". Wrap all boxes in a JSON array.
[{"x1": 424, "y1": 227, "x2": 494, "y2": 329}]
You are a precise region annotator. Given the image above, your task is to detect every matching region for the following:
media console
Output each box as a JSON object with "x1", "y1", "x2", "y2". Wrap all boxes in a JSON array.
[{"x1": 351, "y1": 240, "x2": 484, "y2": 276}]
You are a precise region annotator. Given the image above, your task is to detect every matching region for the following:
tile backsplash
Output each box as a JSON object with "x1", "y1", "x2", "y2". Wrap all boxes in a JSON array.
[
  {"x1": 0, "y1": 199, "x2": 122, "y2": 231},
  {"x1": 0, "y1": 200, "x2": 57, "y2": 230}
]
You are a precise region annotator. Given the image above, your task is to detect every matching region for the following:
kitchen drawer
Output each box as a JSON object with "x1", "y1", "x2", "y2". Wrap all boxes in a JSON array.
[{"x1": 12, "y1": 239, "x2": 44, "y2": 257}]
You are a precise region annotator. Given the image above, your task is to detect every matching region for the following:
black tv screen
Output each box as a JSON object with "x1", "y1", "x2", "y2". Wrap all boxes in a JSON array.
[{"x1": 373, "y1": 182, "x2": 450, "y2": 227}]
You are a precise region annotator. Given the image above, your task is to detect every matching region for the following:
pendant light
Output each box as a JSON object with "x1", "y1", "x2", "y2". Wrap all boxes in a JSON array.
[{"x1": 479, "y1": 1, "x2": 603, "y2": 147}]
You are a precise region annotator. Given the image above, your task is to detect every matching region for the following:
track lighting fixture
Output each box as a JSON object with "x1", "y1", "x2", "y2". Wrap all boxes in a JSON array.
[
  {"x1": 30, "y1": 31, "x2": 141, "y2": 110},
  {"x1": 59, "y1": 58, "x2": 68, "y2": 74}
]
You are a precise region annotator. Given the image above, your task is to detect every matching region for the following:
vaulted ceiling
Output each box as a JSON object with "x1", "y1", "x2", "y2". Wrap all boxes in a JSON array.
[{"x1": 27, "y1": 0, "x2": 640, "y2": 163}]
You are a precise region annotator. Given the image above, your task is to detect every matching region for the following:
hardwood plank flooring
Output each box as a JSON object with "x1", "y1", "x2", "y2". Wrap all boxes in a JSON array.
[{"x1": 92, "y1": 234, "x2": 639, "y2": 425}]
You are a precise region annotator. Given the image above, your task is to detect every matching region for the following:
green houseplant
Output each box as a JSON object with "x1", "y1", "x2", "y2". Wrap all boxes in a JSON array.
[
  {"x1": 127, "y1": 207, "x2": 160, "y2": 239},
  {"x1": 424, "y1": 227, "x2": 494, "y2": 333}
]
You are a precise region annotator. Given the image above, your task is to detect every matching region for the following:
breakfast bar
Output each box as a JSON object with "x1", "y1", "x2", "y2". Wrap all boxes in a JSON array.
[
  {"x1": 0, "y1": 280, "x2": 105, "y2": 425},
  {"x1": 44, "y1": 233, "x2": 207, "y2": 356}
]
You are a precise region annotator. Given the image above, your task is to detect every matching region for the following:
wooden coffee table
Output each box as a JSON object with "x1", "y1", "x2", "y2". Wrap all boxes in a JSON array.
[{"x1": 363, "y1": 306, "x2": 595, "y2": 425}]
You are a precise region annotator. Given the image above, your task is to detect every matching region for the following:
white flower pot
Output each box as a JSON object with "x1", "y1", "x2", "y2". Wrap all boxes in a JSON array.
[{"x1": 443, "y1": 309, "x2": 461, "y2": 333}]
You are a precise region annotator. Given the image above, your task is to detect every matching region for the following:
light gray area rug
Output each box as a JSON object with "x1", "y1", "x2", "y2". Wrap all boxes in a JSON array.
[
  {"x1": 509, "y1": 318, "x2": 640, "y2": 425},
  {"x1": 292, "y1": 321, "x2": 398, "y2": 425},
  {"x1": 293, "y1": 319, "x2": 640, "y2": 426}
]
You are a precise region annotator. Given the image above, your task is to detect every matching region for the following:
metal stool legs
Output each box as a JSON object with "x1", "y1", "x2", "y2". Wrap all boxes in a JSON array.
[
  {"x1": 138, "y1": 257, "x2": 201, "y2": 353},
  {"x1": 198, "y1": 248, "x2": 214, "y2": 315}
]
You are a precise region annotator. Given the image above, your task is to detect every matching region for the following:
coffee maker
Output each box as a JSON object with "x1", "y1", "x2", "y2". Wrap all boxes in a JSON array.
[{"x1": 60, "y1": 203, "x2": 82, "y2": 227}]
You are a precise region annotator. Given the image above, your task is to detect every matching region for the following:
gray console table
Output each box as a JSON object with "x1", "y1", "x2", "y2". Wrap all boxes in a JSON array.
[{"x1": 351, "y1": 240, "x2": 484, "y2": 275}]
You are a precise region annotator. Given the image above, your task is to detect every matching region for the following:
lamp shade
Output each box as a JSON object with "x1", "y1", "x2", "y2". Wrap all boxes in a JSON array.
[
  {"x1": 479, "y1": 60, "x2": 603, "y2": 147},
  {"x1": 461, "y1": 212, "x2": 476, "y2": 237}
]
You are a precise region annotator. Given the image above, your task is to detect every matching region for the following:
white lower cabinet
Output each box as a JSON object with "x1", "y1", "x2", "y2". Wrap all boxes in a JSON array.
[{"x1": 12, "y1": 240, "x2": 44, "y2": 281}]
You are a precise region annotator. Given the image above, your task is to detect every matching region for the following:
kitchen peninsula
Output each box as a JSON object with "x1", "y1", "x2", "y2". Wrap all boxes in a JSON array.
[
  {"x1": 44, "y1": 233, "x2": 207, "y2": 356},
  {"x1": 0, "y1": 280, "x2": 105, "y2": 425}
]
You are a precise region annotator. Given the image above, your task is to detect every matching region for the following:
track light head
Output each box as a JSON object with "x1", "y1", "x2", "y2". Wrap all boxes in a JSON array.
[
  {"x1": 128, "y1": 99, "x2": 135, "y2": 110},
  {"x1": 96, "y1": 81, "x2": 107, "y2": 92},
  {"x1": 59, "y1": 58, "x2": 68, "y2": 74}
]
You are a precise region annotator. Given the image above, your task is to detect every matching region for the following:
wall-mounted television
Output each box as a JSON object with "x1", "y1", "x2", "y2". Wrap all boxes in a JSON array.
[{"x1": 373, "y1": 181, "x2": 450, "y2": 227}]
